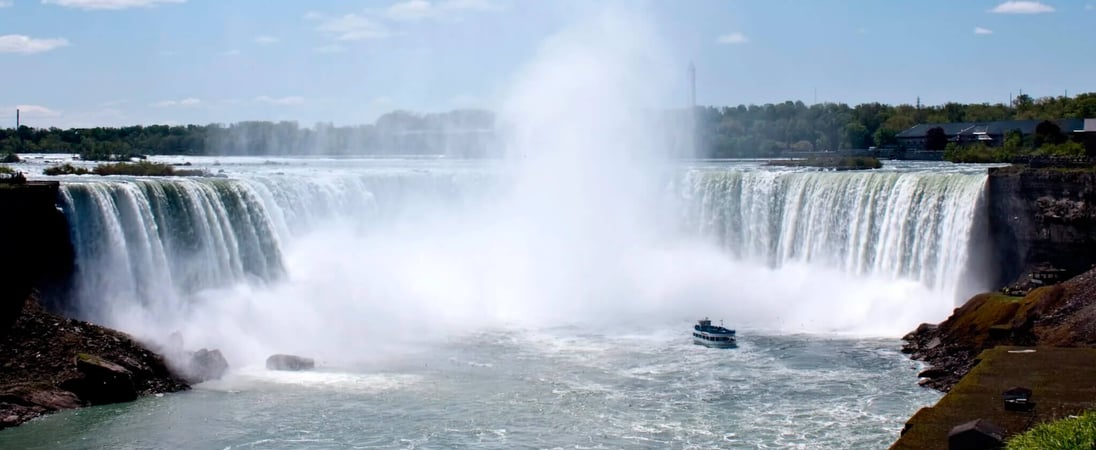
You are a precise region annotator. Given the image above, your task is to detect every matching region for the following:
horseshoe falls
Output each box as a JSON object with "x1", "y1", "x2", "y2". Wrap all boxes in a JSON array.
[
  {"x1": 6, "y1": 159, "x2": 992, "y2": 449},
  {"x1": 51, "y1": 159, "x2": 989, "y2": 349}
]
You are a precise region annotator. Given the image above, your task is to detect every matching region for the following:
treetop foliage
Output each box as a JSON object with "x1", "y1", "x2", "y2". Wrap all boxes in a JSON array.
[{"x1": 2, "y1": 93, "x2": 1095, "y2": 160}]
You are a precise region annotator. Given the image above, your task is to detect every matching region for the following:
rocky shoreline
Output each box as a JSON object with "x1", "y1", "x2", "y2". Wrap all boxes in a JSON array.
[
  {"x1": 903, "y1": 264, "x2": 1096, "y2": 393},
  {"x1": 0, "y1": 295, "x2": 189, "y2": 429}
]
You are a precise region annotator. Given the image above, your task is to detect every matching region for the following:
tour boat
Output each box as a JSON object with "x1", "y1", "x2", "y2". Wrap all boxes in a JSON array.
[{"x1": 692, "y1": 317, "x2": 737, "y2": 348}]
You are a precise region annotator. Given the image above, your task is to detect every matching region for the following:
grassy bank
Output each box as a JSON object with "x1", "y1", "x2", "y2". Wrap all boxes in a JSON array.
[
  {"x1": 891, "y1": 346, "x2": 1096, "y2": 449},
  {"x1": 1006, "y1": 409, "x2": 1096, "y2": 449}
]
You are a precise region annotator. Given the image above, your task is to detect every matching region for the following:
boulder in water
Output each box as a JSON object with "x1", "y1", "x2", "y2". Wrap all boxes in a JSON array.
[
  {"x1": 68, "y1": 353, "x2": 137, "y2": 405},
  {"x1": 183, "y1": 348, "x2": 229, "y2": 383},
  {"x1": 266, "y1": 354, "x2": 315, "y2": 371}
]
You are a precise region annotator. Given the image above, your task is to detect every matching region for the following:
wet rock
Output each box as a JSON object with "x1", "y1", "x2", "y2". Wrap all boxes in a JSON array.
[
  {"x1": 917, "y1": 367, "x2": 948, "y2": 379},
  {"x1": 183, "y1": 349, "x2": 229, "y2": 383},
  {"x1": 70, "y1": 353, "x2": 137, "y2": 405},
  {"x1": 266, "y1": 354, "x2": 315, "y2": 371}
]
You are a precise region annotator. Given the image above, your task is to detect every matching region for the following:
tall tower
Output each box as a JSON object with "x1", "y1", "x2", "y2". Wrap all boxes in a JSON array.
[{"x1": 688, "y1": 62, "x2": 696, "y2": 108}]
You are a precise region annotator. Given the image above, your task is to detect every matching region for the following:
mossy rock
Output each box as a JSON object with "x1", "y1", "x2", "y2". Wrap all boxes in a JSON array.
[{"x1": 68, "y1": 353, "x2": 136, "y2": 405}]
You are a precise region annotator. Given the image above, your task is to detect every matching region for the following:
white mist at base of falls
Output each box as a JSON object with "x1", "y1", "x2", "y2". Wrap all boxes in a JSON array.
[{"x1": 51, "y1": 159, "x2": 991, "y2": 367}]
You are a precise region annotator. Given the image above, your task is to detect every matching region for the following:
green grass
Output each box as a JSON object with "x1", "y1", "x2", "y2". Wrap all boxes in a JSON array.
[
  {"x1": 1006, "y1": 409, "x2": 1096, "y2": 450},
  {"x1": 0, "y1": 165, "x2": 14, "y2": 174},
  {"x1": 890, "y1": 347, "x2": 1096, "y2": 450}
]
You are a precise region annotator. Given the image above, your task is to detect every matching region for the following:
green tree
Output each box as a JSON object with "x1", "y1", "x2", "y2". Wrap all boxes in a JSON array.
[
  {"x1": 873, "y1": 128, "x2": 898, "y2": 148},
  {"x1": 1034, "y1": 120, "x2": 1066, "y2": 147},
  {"x1": 843, "y1": 122, "x2": 871, "y2": 149},
  {"x1": 925, "y1": 127, "x2": 949, "y2": 151}
]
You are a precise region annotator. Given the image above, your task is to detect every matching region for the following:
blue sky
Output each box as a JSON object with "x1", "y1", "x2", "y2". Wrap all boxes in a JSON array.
[{"x1": 0, "y1": 0, "x2": 1093, "y2": 128}]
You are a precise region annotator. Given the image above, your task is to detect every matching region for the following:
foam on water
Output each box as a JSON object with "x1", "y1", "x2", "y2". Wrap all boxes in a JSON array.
[{"x1": 0, "y1": 325, "x2": 939, "y2": 449}]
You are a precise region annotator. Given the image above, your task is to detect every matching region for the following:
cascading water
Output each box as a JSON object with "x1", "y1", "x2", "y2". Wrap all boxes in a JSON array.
[
  {"x1": 52, "y1": 160, "x2": 990, "y2": 351},
  {"x1": 676, "y1": 166, "x2": 988, "y2": 295},
  {"x1": 55, "y1": 166, "x2": 498, "y2": 324}
]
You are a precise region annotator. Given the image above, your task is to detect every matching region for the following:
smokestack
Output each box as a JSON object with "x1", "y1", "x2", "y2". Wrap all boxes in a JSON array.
[
  {"x1": 15, "y1": 108, "x2": 19, "y2": 129},
  {"x1": 688, "y1": 62, "x2": 695, "y2": 108}
]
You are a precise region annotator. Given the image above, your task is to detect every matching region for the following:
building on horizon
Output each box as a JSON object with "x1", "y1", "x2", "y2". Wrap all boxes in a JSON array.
[{"x1": 896, "y1": 119, "x2": 1087, "y2": 151}]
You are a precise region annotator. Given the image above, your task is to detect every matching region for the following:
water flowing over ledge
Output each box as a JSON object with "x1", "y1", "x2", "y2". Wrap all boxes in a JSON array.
[
  {"x1": 53, "y1": 161, "x2": 990, "y2": 336},
  {"x1": 675, "y1": 168, "x2": 988, "y2": 295}
]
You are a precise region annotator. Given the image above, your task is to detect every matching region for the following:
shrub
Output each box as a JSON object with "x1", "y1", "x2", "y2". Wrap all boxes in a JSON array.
[
  {"x1": 0, "y1": 165, "x2": 26, "y2": 184},
  {"x1": 1, "y1": 153, "x2": 19, "y2": 163},
  {"x1": 1006, "y1": 409, "x2": 1096, "y2": 450},
  {"x1": 943, "y1": 142, "x2": 1017, "y2": 163},
  {"x1": 766, "y1": 156, "x2": 882, "y2": 170},
  {"x1": 92, "y1": 161, "x2": 207, "y2": 177},
  {"x1": 43, "y1": 164, "x2": 91, "y2": 176}
]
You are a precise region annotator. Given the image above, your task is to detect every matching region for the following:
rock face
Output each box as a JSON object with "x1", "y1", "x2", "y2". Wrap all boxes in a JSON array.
[
  {"x1": 0, "y1": 297, "x2": 188, "y2": 429},
  {"x1": 904, "y1": 267, "x2": 1096, "y2": 391},
  {"x1": 0, "y1": 181, "x2": 74, "y2": 338},
  {"x1": 988, "y1": 166, "x2": 1096, "y2": 288},
  {"x1": 181, "y1": 348, "x2": 229, "y2": 383},
  {"x1": 266, "y1": 354, "x2": 315, "y2": 371},
  {"x1": 68, "y1": 353, "x2": 138, "y2": 405}
]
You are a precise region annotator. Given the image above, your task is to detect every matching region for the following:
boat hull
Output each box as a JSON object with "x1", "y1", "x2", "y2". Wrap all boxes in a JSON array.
[{"x1": 692, "y1": 336, "x2": 737, "y2": 348}]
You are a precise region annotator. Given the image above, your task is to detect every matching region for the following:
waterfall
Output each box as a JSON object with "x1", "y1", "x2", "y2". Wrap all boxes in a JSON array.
[
  {"x1": 59, "y1": 179, "x2": 285, "y2": 319},
  {"x1": 54, "y1": 163, "x2": 989, "y2": 334},
  {"x1": 56, "y1": 169, "x2": 493, "y2": 322},
  {"x1": 675, "y1": 168, "x2": 988, "y2": 297}
]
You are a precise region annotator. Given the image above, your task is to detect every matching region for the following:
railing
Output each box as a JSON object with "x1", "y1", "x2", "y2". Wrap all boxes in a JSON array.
[{"x1": 1010, "y1": 155, "x2": 1095, "y2": 168}]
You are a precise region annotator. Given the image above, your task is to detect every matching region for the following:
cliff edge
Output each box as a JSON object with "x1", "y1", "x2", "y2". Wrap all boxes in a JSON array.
[
  {"x1": 988, "y1": 165, "x2": 1096, "y2": 288},
  {"x1": 904, "y1": 266, "x2": 1096, "y2": 391}
]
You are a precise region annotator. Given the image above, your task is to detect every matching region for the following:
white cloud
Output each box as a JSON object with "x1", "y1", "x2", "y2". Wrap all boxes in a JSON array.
[
  {"x1": 716, "y1": 32, "x2": 749, "y2": 45},
  {"x1": 253, "y1": 35, "x2": 279, "y2": 45},
  {"x1": 440, "y1": 0, "x2": 497, "y2": 12},
  {"x1": 11, "y1": 104, "x2": 61, "y2": 118},
  {"x1": 151, "y1": 98, "x2": 200, "y2": 108},
  {"x1": 310, "y1": 13, "x2": 389, "y2": 41},
  {"x1": 0, "y1": 35, "x2": 69, "y2": 54},
  {"x1": 386, "y1": 0, "x2": 432, "y2": 20},
  {"x1": 41, "y1": 0, "x2": 184, "y2": 10},
  {"x1": 974, "y1": 27, "x2": 994, "y2": 35},
  {"x1": 219, "y1": 49, "x2": 240, "y2": 57},
  {"x1": 0, "y1": 1, "x2": 12, "y2": 8},
  {"x1": 385, "y1": 0, "x2": 500, "y2": 21},
  {"x1": 989, "y1": 1, "x2": 1055, "y2": 14},
  {"x1": 255, "y1": 95, "x2": 304, "y2": 106}
]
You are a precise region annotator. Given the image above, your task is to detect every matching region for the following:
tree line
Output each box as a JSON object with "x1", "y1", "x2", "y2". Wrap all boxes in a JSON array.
[
  {"x1": 0, "y1": 109, "x2": 497, "y2": 160},
  {"x1": 694, "y1": 92, "x2": 1096, "y2": 158},
  {"x1": 2, "y1": 93, "x2": 1095, "y2": 160}
]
